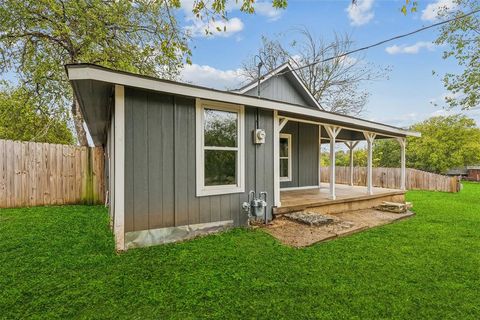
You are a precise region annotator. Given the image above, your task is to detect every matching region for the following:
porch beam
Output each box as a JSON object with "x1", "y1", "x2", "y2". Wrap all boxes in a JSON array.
[
  {"x1": 278, "y1": 118, "x2": 288, "y2": 131},
  {"x1": 278, "y1": 115, "x2": 405, "y2": 139},
  {"x1": 397, "y1": 137, "x2": 407, "y2": 191},
  {"x1": 318, "y1": 125, "x2": 322, "y2": 188},
  {"x1": 325, "y1": 125, "x2": 342, "y2": 200},
  {"x1": 273, "y1": 110, "x2": 281, "y2": 207},
  {"x1": 344, "y1": 141, "x2": 359, "y2": 186},
  {"x1": 364, "y1": 132, "x2": 376, "y2": 195}
]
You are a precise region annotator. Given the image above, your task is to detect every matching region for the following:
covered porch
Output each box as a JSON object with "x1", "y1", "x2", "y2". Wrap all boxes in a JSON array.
[
  {"x1": 274, "y1": 183, "x2": 406, "y2": 215},
  {"x1": 272, "y1": 112, "x2": 417, "y2": 212}
]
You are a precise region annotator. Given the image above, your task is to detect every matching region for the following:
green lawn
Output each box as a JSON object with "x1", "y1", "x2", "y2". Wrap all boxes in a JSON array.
[{"x1": 1, "y1": 184, "x2": 479, "y2": 319}]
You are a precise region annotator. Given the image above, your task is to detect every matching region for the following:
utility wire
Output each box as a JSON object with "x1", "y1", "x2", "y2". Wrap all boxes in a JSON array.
[{"x1": 273, "y1": 8, "x2": 480, "y2": 77}]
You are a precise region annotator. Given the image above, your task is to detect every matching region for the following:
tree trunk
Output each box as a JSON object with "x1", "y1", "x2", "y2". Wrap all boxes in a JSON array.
[{"x1": 71, "y1": 98, "x2": 88, "y2": 146}]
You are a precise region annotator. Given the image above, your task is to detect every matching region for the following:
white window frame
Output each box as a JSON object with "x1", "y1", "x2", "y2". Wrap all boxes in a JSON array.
[
  {"x1": 196, "y1": 99, "x2": 245, "y2": 197},
  {"x1": 279, "y1": 133, "x2": 292, "y2": 182}
]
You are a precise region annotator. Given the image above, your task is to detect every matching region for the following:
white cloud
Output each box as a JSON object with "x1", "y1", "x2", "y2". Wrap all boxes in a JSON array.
[
  {"x1": 254, "y1": 2, "x2": 283, "y2": 21},
  {"x1": 370, "y1": 112, "x2": 422, "y2": 128},
  {"x1": 385, "y1": 41, "x2": 436, "y2": 55},
  {"x1": 372, "y1": 101, "x2": 480, "y2": 128},
  {"x1": 185, "y1": 17, "x2": 244, "y2": 38},
  {"x1": 346, "y1": 0, "x2": 375, "y2": 26},
  {"x1": 181, "y1": 0, "x2": 282, "y2": 38},
  {"x1": 421, "y1": 0, "x2": 457, "y2": 21},
  {"x1": 180, "y1": 63, "x2": 247, "y2": 90},
  {"x1": 428, "y1": 108, "x2": 480, "y2": 125}
]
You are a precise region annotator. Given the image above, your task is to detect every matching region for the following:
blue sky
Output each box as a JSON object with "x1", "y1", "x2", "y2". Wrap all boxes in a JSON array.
[{"x1": 178, "y1": 0, "x2": 480, "y2": 127}]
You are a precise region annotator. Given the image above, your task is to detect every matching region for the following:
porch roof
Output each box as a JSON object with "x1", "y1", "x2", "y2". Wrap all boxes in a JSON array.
[{"x1": 66, "y1": 64, "x2": 420, "y2": 145}]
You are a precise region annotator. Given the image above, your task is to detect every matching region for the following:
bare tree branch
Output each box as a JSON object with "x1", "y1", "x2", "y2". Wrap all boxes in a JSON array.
[{"x1": 241, "y1": 28, "x2": 389, "y2": 116}]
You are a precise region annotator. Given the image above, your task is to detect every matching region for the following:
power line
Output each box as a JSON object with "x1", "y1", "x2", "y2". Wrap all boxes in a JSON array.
[{"x1": 273, "y1": 8, "x2": 480, "y2": 77}]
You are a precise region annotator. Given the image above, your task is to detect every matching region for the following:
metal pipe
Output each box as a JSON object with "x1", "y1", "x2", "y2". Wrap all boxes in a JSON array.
[{"x1": 260, "y1": 191, "x2": 268, "y2": 224}]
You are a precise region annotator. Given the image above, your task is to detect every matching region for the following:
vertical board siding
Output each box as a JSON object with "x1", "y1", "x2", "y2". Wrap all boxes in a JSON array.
[
  {"x1": 280, "y1": 122, "x2": 319, "y2": 189},
  {"x1": 244, "y1": 75, "x2": 315, "y2": 109},
  {"x1": 174, "y1": 96, "x2": 191, "y2": 227},
  {"x1": 147, "y1": 92, "x2": 164, "y2": 229},
  {"x1": 320, "y1": 166, "x2": 458, "y2": 193},
  {"x1": 124, "y1": 88, "x2": 275, "y2": 232},
  {"x1": 298, "y1": 123, "x2": 319, "y2": 187},
  {"x1": 0, "y1": 139, "x2": 105, "y2": 208},
  {"x1": 132, "y1": 91, "x2": 149, "y2": 231}
]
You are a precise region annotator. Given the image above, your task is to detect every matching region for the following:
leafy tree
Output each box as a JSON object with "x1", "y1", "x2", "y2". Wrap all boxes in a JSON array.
[
  {"x1": 242, "y1": 28, "x2": 389, "y2": 116},
  {"x1": 0, "y1": 0, "x2": 287, "y2": 145},
  {"x1": 0, "y1": 85, "x2": 74, "y2": 144},
  {"x1": 321, "y1": 148, "x2": 367, "y2": 167},
  {"x1": 434, "y1": 0, "x2": 480, "y2": 110},
  {"x1": 407, "y1": 115, "x2": 480, "y2": 173},
  {"x1": 373, "y1": 115, "x2": 480, "y2": 173},
  {"x1": 373, "y1": 139, "x2": 401, "y2": 168}
]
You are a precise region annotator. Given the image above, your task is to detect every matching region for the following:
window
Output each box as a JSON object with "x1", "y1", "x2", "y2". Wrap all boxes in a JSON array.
[
  {"x1": 196, "y1": 99, "x2": 245, "y2": 196},
  {"x1": 279, "y1": 133, "x2": 292, "y2": 182}
]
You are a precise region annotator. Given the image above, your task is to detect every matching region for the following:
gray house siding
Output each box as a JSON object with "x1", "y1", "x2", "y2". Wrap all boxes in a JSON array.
[
  {"x1": 280, "y1": 121, "x2": 319, "y2": 189},
  {"x1": 123, "y1": 87, "x2": 274, "y2": 233},
  {"x1": 244, "y1": 75, "x2": 317, "y2": 110}
]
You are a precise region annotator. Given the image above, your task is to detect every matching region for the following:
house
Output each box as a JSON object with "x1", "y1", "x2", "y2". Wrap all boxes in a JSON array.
[
  {"x1": 66, "y1": 62, "x2": 420, "y2": 251},
  {"x1": 447, "y1": 166, "x2": 480, "y2": 181}
]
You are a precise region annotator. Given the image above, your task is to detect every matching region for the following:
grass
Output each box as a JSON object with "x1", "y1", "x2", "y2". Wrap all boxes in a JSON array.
[{"x1": 1, "y1": 183, "x2": 479, "y2": 319}]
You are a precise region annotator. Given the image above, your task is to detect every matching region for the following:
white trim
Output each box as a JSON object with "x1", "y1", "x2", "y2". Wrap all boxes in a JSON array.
[
  {"x1": 195, "y1": 99, "x2": 245, "y2": 197},
  {"x1": 273, "y1": 110, "x2": 281, "y2": 207},
  {"x1": 318, "y1": 124, "x2": 322, "y2": 187},
  {"x1": 279, "y1": 115, "x2": 404, "y2": 140},
  {"x1": 279, "y1": 118, "x2": 289, "y2": 131},
  {"x1": 235, "y1": 63, "x2": 322, "y2": 111},
  {"x1": 397, "y1": 137, "x2": 407, "y2": 191},
  {"x1": 325, "y1": 125, "x2": 342, "y2": 200},
  {"x1": 280, "y1": 185, "x2": 320, "y2": 191},
  {"x1": 344, "y1": 141, "x2": 359, "y2": 187},
  {"x1": 364, "y1": 132, "x2": 376, "y2": 195},
  {"x1": 113, "y1": 85, "x2": 125, "y2": 251},
  {"x1": 279, "y1": 133, "x2": 292, "y2": 182},
  {"x1": 66, "y1": 65, "x2": 420, "y2": 138}
]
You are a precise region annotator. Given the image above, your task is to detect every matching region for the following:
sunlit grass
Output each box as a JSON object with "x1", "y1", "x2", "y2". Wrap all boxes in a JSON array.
[{"x1": 1, "y1": 183, "x2": 479, "y2": 319}]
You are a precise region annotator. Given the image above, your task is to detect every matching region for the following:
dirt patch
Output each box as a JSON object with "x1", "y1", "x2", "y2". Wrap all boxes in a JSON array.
[{"x1": 263, "y1": 209, "x2": 414, "y2": 247}]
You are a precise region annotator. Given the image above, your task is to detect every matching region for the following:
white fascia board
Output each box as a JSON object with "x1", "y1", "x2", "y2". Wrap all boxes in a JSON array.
[{"x1": 67, "y1": 65, "x2": 420, "y2": 138}]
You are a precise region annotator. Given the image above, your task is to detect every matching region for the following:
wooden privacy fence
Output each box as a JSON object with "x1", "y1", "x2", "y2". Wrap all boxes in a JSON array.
[
  {"x1": 0, "y1": 139, "x2": 105, "y2": 208},
  {"x1": 320, "y1": 166, "x2": 459, "y2": 193}
]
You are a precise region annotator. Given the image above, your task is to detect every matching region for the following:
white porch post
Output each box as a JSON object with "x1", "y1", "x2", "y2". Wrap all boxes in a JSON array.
[
  {"x1": 397, "y1": 137, "x2": 407, "y2": 190},
  {"x1": 273, "y1": 110, "x2": 281, "y2": 207},
  {"x1": 364, "y1": 132, "x2": 376, "y2": 195},
  {"x1": 318, "y1": 125, "x2": 322, "y2": 188},
  {"x1": 325, "y1": 126, "x2": 341, "y2": 200},
  {"x1": 114, "y1": 85, "x2": 125, "y2": 251},
  {"x1": 344, "y1": 141, "x2": 359, "y2": 186}
]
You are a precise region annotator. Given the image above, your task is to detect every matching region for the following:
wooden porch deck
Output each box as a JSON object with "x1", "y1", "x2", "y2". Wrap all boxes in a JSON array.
[{"x1": 274, "y1": 183, "x2": 406, "y2": 215}]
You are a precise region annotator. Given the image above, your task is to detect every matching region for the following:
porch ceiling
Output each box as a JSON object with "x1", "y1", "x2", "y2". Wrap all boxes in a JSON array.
[{"x1": 278, "y1": 111, "x2": 407, "y2": 140}]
